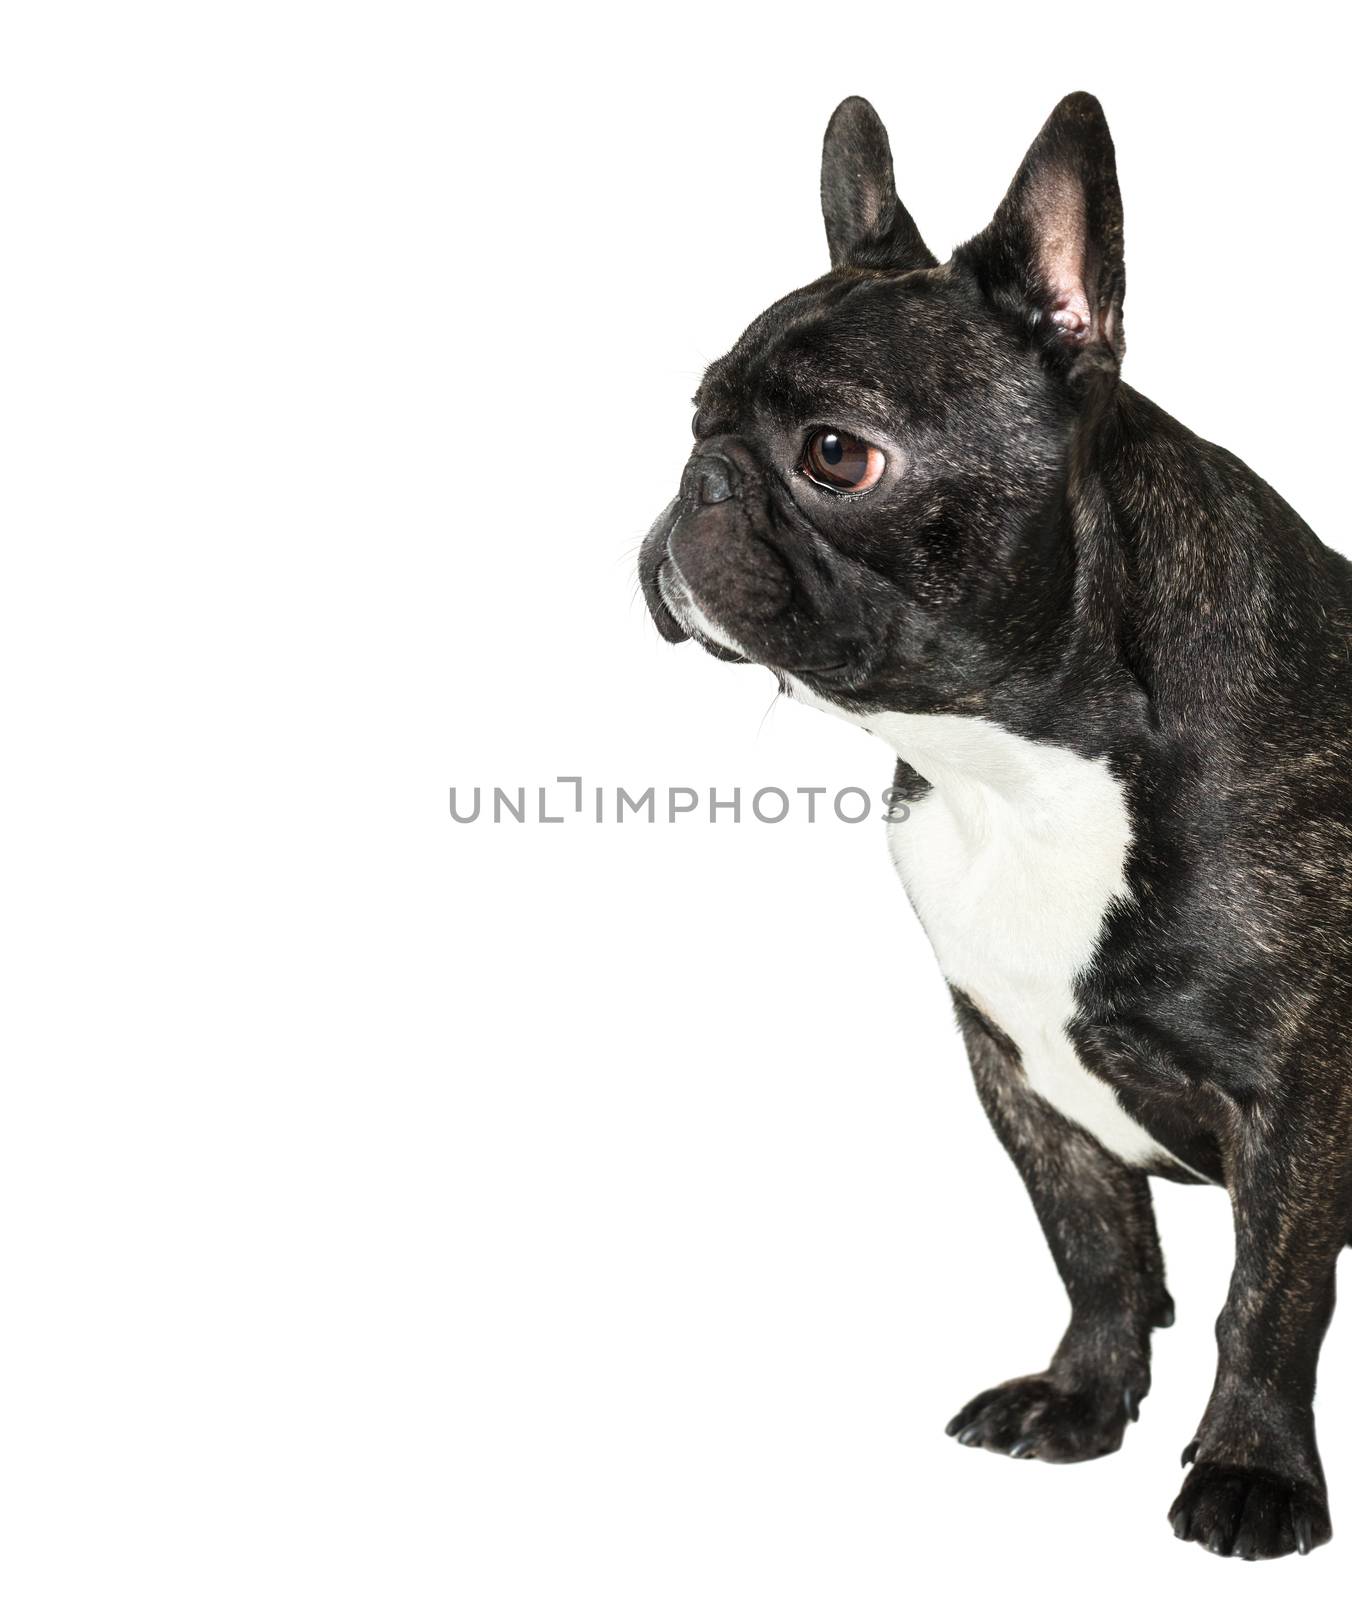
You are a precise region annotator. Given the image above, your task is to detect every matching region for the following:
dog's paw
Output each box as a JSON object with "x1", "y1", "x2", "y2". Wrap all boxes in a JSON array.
[
  {"x1": 945, "y1": 1372, "x2": 1138, "y2": 1463},
  {"x1": 1169, "y1": 1462, "x2": 1331, "y2": 1559}
]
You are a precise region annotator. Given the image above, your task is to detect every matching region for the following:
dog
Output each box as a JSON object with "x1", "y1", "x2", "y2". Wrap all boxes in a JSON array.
[{"x1": 639, "y1": 93, "x2": 1352, "y2": 1560}]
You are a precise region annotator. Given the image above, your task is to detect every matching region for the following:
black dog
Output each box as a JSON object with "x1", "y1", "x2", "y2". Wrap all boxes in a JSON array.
[{"x1": 640, "y1": 93, "x2": 1352, "y2": 1560}]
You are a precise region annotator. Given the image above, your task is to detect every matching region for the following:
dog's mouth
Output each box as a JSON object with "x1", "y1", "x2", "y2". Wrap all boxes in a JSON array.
[
  {"x1": 656, "y1": 559, "x2": 857, "y2": 681},
  {"x1": 654, "y1": 559, "x2": 746, "y2": 662},
  {"x1": 638, "y1": 501, "x2": 701, "y2": 643}
]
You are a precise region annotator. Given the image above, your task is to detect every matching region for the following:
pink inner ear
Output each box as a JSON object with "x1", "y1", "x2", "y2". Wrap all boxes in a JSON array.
[{"x1": 1031, "y1": 168, "x2": 1092, "y2": 342}]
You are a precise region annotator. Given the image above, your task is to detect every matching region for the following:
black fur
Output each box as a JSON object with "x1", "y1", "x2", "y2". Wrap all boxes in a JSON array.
[{"x1": 639, "y1": 94, "x2": 1352, "y2": 1559}]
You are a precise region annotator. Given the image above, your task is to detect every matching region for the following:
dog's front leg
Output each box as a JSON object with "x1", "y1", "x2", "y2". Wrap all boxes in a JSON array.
[
  {"x1": 945, "y1": 992, "x2": 1173, "y2": 1462},
  {"x1": 1169, "y1": 1100, "x2": 1351, "y2": 1559}
]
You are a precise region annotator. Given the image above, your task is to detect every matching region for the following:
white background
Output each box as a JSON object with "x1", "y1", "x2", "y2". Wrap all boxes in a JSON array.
[{"x1": 4, "y1": 2, "x2": 1350, "y2": 1595}]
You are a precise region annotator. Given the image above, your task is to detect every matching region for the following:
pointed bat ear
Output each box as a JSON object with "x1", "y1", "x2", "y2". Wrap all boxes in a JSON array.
[
  {"x1": 820, "y1": 97, "x2": 936, "y2": 273},
  {"x1": 957, "y1": 93, "x2": 1125, "y2": 383}
]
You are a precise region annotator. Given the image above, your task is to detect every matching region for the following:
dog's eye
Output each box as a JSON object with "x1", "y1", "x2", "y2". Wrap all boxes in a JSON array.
[{"x1": 802, "y1": 429, "x2": 885, "y2": 493}]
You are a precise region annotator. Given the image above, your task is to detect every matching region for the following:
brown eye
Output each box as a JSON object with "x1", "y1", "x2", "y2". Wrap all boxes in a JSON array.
[{"x1": 802, "y1": 428, "x2": 885, "y2": 493}]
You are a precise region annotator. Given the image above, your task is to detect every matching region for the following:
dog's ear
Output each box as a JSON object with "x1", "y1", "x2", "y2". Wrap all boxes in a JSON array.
[
  {"x1": 821, "y1": 97, "x2": 936, "y2": 272},
  {"x1": 957, "y1": 93, "x2": 1125, "y2": 381}
]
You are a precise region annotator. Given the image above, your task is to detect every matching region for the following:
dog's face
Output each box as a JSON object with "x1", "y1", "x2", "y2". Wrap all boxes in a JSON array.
[{"x1": 640, "y1": 94, "x2": 1126, "y2": 714}]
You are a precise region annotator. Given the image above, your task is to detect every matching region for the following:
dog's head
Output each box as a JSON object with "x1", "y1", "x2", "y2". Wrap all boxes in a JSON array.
[{"x1": 640, "y1": 93, "x2": 1126, "y2": 713}]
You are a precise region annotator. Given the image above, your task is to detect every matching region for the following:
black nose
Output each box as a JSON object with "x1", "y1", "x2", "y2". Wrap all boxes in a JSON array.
[{"x1": 683, "y1": 453, "x2": 737, "y2": 506}]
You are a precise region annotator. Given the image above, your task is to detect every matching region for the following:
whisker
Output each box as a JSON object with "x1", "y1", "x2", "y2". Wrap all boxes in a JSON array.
[{"x1": 755, "y1": 684, "x2": 786, "y2": 740}]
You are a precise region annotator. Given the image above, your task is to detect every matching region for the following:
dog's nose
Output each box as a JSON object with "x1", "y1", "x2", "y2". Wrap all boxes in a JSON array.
[{"x1": 683, "y1": 453, "x2": 737, "y2": 506}]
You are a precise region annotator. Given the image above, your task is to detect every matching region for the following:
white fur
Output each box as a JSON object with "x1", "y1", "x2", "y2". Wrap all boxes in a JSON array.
[{"x1": 788, "y1": 679, "x2": 1178, "y2": 1169}]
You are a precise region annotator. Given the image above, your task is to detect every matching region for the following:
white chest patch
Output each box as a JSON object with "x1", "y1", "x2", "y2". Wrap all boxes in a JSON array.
[{"x1": 788, "y1": 681, "x2": 1171, "y2": 1169}]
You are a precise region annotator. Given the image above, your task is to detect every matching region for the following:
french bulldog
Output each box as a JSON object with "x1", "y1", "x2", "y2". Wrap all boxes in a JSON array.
[{"x1": 639, "y1": 93, "x2": 1352, "y2": 1560}]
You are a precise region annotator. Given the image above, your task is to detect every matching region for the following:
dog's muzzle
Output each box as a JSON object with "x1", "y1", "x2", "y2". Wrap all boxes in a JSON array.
[{"x1": 640, "y1": 439, "x2": 797, "y2": 664}]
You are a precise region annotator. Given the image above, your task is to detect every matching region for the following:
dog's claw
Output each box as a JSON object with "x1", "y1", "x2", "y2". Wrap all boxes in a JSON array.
[
  {"x1": 1295, "y1": 1514, "x2": 1313, "y2": 1556},
  {"x1": 1123, "y1": 1386, "x2": 1140, "y2": 1423},
  {"x1": 1009, "y1": 1438, "x2": 1036, "y2": 1459},
  {"x1": 1181, "y1": 1438, "x2": 1199, "y2": 1467}
]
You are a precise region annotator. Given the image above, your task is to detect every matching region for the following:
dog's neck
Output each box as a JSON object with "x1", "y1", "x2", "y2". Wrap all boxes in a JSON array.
[{"x1": 1083, "y1": 385, "x2": 1331, "y2": 714}]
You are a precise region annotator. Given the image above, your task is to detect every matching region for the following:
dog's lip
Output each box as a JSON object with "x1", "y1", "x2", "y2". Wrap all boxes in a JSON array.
[
  {"x1": 653, "y1": 558, "x2": 687, "y2": 631},
  {"x1": 656, "y1": 559, "x2": 747, "y2": 662},
  {"x1": 642, "y1": 557, "x2": 691, "y2": 644}
]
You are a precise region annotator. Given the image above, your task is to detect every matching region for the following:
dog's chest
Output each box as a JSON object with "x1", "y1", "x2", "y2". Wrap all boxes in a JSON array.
[
  {"x1": 789, "y1": 690, "x2": 1170, "y2": 1168},
  {"x1": 886, "y1": 718, "x2": 1170, "y2": 1166}
]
